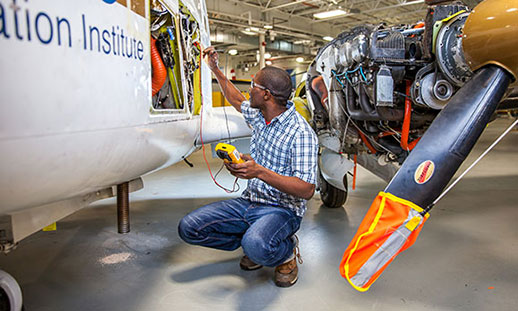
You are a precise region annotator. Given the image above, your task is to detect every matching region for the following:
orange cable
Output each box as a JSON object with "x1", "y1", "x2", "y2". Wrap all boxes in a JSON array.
[
  {"x1": 401, "y1": 80, "x2": 412, "y2": 151},
  {"x1": 352, "y1": 154, "x2": 357, "y2": 190},
  {"x1": 401, "y1": 80, "x2": 420, "y2": 151},
  {"x1": 194, "y1": 42, "x2": 238, "y2": 193},
  {"x1": 358, "y1": 131, "x2": 377, "y2": 154}
]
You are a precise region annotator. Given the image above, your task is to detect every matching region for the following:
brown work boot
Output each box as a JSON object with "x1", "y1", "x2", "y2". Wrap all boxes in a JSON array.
[
  {"x1": 274, "y1": 235, "x2": 303, "y2": 287},
  {"x1": 274, "y1": 257, "x2": 298, "y2": 287},
  {"x1": 240, "y1": 255, "x2": 263, "y2": 271}
]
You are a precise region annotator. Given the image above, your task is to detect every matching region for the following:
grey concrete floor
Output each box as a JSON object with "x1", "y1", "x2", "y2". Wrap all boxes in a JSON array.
[{"x1": 1, "y1": 117, "x2": 518, "y2": 311}]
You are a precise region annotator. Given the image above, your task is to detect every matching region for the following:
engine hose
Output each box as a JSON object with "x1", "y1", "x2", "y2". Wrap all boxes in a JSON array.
[
  {"x1": 151, "y1": 36, "x2": 167, "y2": 96},
  {"x1": 346, "y1": 82, "x2": 375, "y2": 120},
  {"x1": 358, "y1": 84, "x2": 376, "y2": 115},
  {"x1": 358, "y1": 131, "x2": 378, "y2": 154},
  {"x1": 346, "y1": 83, "x2": 405, "y2": 121},
  {"x1": 401, "y1": 81, "x2": 412, "y2": 150}
]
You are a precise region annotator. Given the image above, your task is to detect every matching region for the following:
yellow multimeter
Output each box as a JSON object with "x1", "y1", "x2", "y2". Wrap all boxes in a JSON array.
[{"x1": 215, "y1": 143, "x2": 244, "y2": 164}]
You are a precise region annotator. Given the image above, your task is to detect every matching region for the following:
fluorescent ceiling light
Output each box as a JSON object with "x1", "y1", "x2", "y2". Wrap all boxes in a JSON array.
[
  {"x1": 228, "y1": 49, "x2": 238, "y2": 55},
  {"x1": 294, "y1": 40, "x2": 311, "y2": 45},
  {"x1": 402, "y1": 0, "x2": 424, "y2": 6},
  {"x1": 323, "y1": 36, "x2": 334, "y2": 41},
  {"x1": 264, "y1": 53, "x2": 272, "y2": 59},
  {"x1": 241, "y1": 28, "x2": 257, "y2": 36},
  {"x1": 296, "y1": 57, "x2": 304, "y2": 63},
  {"x1": 264, "y1": 25, "x2": 273, "y2": 29},
  {"x1": 314, "y1": 9, "x2": 347, "y2": 19}
]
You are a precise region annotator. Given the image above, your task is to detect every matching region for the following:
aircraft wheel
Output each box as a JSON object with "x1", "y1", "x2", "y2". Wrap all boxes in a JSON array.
[
  {"x1": 0, "y1": 270, "x2": 22, "y2": 311},
  {"x1": 319, "y1": 171, "x2": 348, "y2": 208}
]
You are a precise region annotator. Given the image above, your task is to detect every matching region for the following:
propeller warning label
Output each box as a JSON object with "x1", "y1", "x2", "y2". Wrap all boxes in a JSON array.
[{"x1": 414, "y1": 160, "x2": 435, "y2": 184}]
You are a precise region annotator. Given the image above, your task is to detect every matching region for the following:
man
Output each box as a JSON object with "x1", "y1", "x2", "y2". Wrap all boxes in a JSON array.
[{"x1": 178, "y1": 47, "x2": 318, "y2": 287}]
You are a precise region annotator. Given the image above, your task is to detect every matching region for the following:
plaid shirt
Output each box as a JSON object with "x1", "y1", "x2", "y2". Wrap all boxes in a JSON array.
[{"x1": 240, "y1": 100, "x2": 318, "y2": 217}]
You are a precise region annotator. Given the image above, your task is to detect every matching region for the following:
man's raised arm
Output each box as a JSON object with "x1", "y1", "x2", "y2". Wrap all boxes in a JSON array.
[{"x1": 203, "y1": 47, "x2": 246, "y2": 112}]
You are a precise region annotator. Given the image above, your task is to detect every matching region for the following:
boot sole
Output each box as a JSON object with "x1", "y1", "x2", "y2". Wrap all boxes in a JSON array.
[
  {"x1": 274, "y1": 275, "x2": 298, "y2": 288},
  {"x1": 240, "y1": 263, "x2": 263, "y2": 271}
]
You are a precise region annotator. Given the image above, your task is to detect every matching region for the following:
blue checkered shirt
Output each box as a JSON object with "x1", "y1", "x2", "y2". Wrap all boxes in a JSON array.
[{"x1": 240, "y1": 100, "x2": 318, "y2": 217}]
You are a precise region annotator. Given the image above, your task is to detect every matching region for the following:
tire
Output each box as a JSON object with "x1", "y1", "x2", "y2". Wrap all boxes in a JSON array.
[
  {"x1": 0, "y1": 270, "x2": 22, "y2": 311},
  {"x1": 319, "y1": 171, "x2": 348, "y2": 208}
]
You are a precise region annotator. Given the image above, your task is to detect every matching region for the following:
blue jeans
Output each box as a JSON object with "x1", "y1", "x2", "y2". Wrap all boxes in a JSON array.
[{"x1": 178, "y1": 198, "x2": 302, "y2": 267}]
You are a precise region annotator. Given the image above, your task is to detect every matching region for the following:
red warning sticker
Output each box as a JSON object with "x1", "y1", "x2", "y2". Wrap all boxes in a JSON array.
[{"x1": 414, "y1": 160, "x2": 435, "y2": 184}]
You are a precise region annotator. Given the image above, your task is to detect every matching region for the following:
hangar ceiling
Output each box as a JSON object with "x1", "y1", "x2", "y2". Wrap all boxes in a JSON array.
[{"x1": 205, "y1": 0, "x2": 483, "y2": 58}]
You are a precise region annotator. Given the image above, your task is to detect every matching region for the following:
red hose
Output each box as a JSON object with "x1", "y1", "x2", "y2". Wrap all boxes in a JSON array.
[
  {"x1": 378, "y1": 131, "x2": 397, "y2": 138},
  {"x1": 401, "y1": 81, "x2": 412, "y2": 151},
  {"x1": 352, "y1": 154, "x2": 357, "y2": 190},
  {"x1": 359, "y1": 131, "x2": 377, "y2": 154},
  {"x1": 151, "y1": 36, "x2": 167, "y2": 96},
  {"x1": 408, "y1": 137, "x2": 420, "y2": 149}
]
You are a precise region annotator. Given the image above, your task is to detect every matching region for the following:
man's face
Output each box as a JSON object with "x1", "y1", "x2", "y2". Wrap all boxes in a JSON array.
[{"x1": 249, "y1": 71, "x2": 266, "y2": 109}]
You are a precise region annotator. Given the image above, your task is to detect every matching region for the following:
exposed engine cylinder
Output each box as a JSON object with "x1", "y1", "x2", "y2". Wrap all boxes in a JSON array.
[
  {"x1": 306, "y1": 2, "x2": 480, "y2": 164},
  {"x1": 335, "y1": 33, "x2": 369, "y2": 68}
]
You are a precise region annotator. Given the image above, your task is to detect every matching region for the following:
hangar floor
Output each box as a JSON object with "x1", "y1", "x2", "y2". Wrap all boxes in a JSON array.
[{"x1": 1, "y1": 117, "x2": 517, "y2": 311}]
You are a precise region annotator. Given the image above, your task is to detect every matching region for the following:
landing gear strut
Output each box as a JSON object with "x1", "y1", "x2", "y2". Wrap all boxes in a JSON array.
[
  {"x1": 319, "y1": 171, "x2": 348, "y2": 208},
  {"x1": 117, "y1": 182, "x2": 130, "y2": 234}
]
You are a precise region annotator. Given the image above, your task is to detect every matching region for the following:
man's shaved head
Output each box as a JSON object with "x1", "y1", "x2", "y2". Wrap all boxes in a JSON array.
[{"x1": 257, "y1": 66, "x2": 293, "y2": 106}]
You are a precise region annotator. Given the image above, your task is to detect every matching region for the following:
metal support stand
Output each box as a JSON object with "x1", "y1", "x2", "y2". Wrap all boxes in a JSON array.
[{"x1": 117, "y1": 182, "x2": 130, "y2": 234}]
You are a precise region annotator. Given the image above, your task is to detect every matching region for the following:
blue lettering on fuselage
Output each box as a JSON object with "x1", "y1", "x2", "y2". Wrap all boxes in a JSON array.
[{"x1": 0, "y1": 0, "x2": 145, "y2": 61}]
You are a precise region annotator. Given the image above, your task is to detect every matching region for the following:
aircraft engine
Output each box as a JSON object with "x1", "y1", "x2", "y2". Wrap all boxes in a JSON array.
[
  {"x1": 307, "y1": 0, "x2": 518, "y2": 208},
  {"x1": 307, "y1": 0, "x2": 517, "y2": 168}
]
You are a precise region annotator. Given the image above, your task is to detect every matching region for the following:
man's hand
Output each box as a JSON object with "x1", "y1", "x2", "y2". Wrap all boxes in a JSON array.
[
  {"x1": 224, "y1": 154, "x2": 264, "y2": 179},
  {"x1": 203, "y1": 47, "x2": 219, "y2": 71},
  {"x1": 203, "y1": 46, "x2": 245, "y2": 111},
  {"x1": 226, "y1": 154, "x2": 315, "y2": 200}
]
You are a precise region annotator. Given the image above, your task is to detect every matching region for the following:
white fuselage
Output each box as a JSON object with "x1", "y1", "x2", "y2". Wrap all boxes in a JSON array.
[{"x1": 0, "y1": 0, "x2": 250, "y2": 214}]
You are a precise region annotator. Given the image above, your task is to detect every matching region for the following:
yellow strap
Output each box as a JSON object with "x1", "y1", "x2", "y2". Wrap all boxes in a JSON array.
[{"x1": 382, "y1": 192, "x2": 430, "y2": 218}]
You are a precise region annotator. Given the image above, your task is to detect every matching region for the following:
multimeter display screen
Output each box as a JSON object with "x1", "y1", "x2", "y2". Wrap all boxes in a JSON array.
[{"x1": 216, "y1": 150, "x2": 232, "y2": 162}]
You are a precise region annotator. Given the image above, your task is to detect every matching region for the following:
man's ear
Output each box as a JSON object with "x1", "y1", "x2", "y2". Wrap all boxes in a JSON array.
[{"x1": 265, "y1": 90, "x2": 273, "y2": 100}]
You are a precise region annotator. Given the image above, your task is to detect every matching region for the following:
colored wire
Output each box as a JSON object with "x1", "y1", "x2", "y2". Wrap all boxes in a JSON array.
[
  {"x1": 352, "y1": 154, "x2": 357, "y2": 190},
  {"x1": 335, "y1": 75, "x2": 346, "y2": 88},
  {"x1": 194, "y1": 41, "x2": 240, "y2": 193},
  {"x1": 331, "y1": 69, "x2": 348, "y2": 87},
  {"x1": 332, "y1": 69, "x2": 348, "y2": 77},
  {"x1": 359, "y1": 67, "x2": 368, "y2": 82}
]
